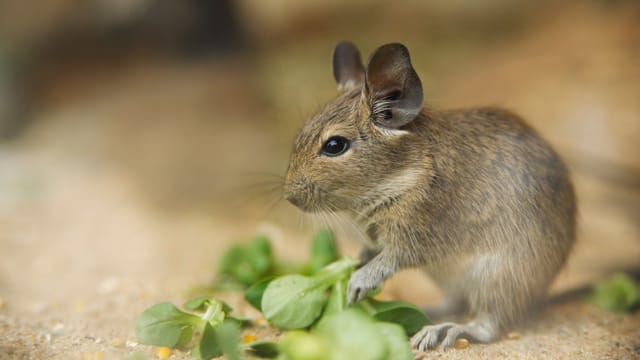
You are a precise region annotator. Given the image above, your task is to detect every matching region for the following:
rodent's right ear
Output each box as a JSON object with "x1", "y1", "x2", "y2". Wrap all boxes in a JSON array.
[
  {"x1": 332, "y1": 41, "x2": 365, "y2": 91},
  {"x1": 365, "y1": 43, "x2": 423, "y2": 129}
]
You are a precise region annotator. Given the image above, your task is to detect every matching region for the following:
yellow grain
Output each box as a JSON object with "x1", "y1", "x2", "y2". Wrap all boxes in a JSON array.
[
  {"x1": 242, "y1": 334, "x2": 258, "y2": 343},
  {"x1": 507, "y1": 331, "x2": 522, "y2": 340},
  {"x1": 156, "y1": 346, "x2": 172, "y2": 359},
  {"x1": 453, "y1": 338, "x2": 469, "y2": 349}
]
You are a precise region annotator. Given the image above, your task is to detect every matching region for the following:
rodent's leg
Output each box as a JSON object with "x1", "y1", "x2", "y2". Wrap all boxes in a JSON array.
[
  {"x1": 358, "y1": 247, "x2": 379, "y2": 266},
  {"x1": 347, "y1": 252, "x2": 399, "y2": 304},
  {"x1": 422, "y1": 296, "x2": 466, "y2": 321},
  {"x1": 410, "y1": 315, "x2": 499, "y2": 351},
  {"x1": 348, "y1": 238, "x2": 427, "y2": 304}
]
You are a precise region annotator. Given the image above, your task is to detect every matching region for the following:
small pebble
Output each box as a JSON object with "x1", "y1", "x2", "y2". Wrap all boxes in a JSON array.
[
  {"x1": 507, "y1": 331, "x2": 521, "y2": 340},
  {"x1": 242, "y1": 334, "x2": 258, "y2": 343},
  {"x1": 97, "y1": 277, "x2": 120, "y2": 295},
  {"x1": 80, "y1": 352, "x2": 105, "y2": 360},
  {"x1": 126, "y1": 339, "x2": 139, "y2": 348},
  {"x1": 50, "y1": 322, "x2": 65, "y2": 335},
  {"x1": 453, "y1": 338, "x2": 469, "y2": 349},
  {"x1": 73, "y1": 300, "x2": 86, "y2": 311},
  {"x1": 110, "y1": 338, "x2": 126, "y2": 348},
  {"x1": 155, "y1": 347, "x2": 172, "y2": 359}
]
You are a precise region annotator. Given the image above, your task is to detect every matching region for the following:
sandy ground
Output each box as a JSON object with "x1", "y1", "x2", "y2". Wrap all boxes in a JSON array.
[{"x1": 1, "y1": 2, "x2": 640, "y2": 359}]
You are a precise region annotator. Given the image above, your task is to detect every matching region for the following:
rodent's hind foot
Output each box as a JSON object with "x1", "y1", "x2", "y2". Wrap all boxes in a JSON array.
[
  {"x1": 410, "y1": 320, "x2": 497, "y2": 351},
  {"x1": 421, "y1": 297, "x2": 466, "y2": 321}
]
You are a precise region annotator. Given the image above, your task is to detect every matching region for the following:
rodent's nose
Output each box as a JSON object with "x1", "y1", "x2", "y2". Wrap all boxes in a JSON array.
[
  {"x1": 283, "y1": 181, "x2": 302, "y2": 207},
  {"x1": 284, "y1": 191, "x2": 302, "y2": 208},
  {"x1": 283, "y1": 176, "x2": 307, "y2": 209}
]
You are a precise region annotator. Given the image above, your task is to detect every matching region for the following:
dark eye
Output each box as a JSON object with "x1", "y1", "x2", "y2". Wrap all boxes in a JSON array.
[{"x1": 321, "y1": 136, "x2": 350, "y2": 156}]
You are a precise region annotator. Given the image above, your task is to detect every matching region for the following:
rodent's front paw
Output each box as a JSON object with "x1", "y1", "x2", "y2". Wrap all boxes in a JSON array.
[{"x1": 347, "y1": 267, "x2": 382, "y2": 304}]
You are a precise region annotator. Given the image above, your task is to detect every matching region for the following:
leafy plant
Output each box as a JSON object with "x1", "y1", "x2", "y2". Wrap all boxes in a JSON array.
[
  {"x1": 358, "y1": 298, "x2": 429, "y2": 336},
  {"x1": 136, "y1": 230, "x2": 432, "y2": 359},
  {"x1": 215, "y1": 235, "x2": 275, "y2": 290},
  {"x1": 245, "y1": 341, "x2": 280, "y2": 358},
  {"x1": 135, "y1": 296, "x2": 244, "y2": 359},
  {"x1": 279, "y1": 309, "x2": 413, "y2": 360},
  {"x1": 261, "y1": 257, "x2": 359, "y2": 329},
  {"x1": 257, "y1": 254, "x2": 430, "y2": 333},
  {"x1": 216, "y1": 230, "x2": 340, "y2": 291},
  {"x1": 244, "y1": 277, "x2": 274, "y2": 311},
  {"x1": 135, "y1": 302, "x2": 200, "y2": 348},
  {"x1": 325, "y1": 276, "x2": 430, "y2": 336},
  {"x1": 589, "y1": 273, "x2": 640, "y2": 313}
]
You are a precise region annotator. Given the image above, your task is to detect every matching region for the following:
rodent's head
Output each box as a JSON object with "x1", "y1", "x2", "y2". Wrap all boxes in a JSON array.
[{"x1": 284, "y1": 41, "x2": 427, "y2": 213}]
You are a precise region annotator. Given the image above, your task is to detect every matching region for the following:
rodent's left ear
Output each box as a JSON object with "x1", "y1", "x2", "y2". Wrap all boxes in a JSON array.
[
  {"x1": 332, "y1": 41, "x2": 365, "y2": 91},
  {"x1": 366, "y1": 43, "x2": 423, "y2": 129}
]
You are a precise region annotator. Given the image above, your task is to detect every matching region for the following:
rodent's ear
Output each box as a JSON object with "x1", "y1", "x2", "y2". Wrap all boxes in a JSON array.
[
  {"x1": 332, "y1": 41, "x2": 365, "y2": 91},
  {"x1": 366, "y1": 43, "x2": 423, "y2": 129}
]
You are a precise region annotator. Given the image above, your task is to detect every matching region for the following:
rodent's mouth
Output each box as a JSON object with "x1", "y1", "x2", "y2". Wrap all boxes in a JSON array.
[{"x1": 284, "y1": 195, "x2": 320, "y2": 213}]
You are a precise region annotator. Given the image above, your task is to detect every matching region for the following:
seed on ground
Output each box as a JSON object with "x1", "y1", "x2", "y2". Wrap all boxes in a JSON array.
[
  {"x1": 80, "y1": 352, "x2": 104, "y2": 360},
  {"x1": 454, "y1": 338, "x2": 469, "y2": 349},
  {"x1": 156, "y1": 346, "x2": 172, "y2": 359},
  {"x1": 507, "y1": 331, "x2": 522, "y2": 340},
  {"x1": 242, "y1": 334, "x2": 258, "y2": 343},
  {"x1": 110, "y1": 338, "x2": 126, "y2": 348}
]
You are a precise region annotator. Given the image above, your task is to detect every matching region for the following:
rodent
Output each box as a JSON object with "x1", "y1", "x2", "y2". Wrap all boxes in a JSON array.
[{"x1": 283, "y1": 41, "x2": 576, "y2": 350}]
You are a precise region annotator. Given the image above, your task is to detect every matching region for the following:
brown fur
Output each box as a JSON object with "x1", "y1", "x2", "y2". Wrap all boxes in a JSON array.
[{"x1": 283, "y1": 42, "x2": 576, "y2": 349}]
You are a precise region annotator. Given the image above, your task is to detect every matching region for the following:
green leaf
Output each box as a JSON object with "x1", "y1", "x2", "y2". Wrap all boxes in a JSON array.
[
  {"x1": 246, "y1": 236, "x2": 273, "y2": 275},
  {"x1": 314, "y1": 309, "x2": 388, "y2": 360},
  {"x1": 216, "y1": 236, "x2": 274, "y2": 287},
  {"x1": 135, "y1": 302, "x2": 200, "y2": 348},
  {"x1": 183, "y1": 296, "x2": 211, "y2": 311},
  {"x1": 261, "y1": 257, "x2": 358, "y2": 329},
  {"x1": 278, "y1": 331, "x2": 328, "y2": 360},
  {"x1": 589, "y1": 273, "x2": 640, "y2": 313},
  {"x1": 196, "y1": 322, "x2": 222, "y2": 360},
  {"x1": 309, "y1": 229, "x2": 339, "y2": 274},
  {"x1": 246, "y1": 341, "x2": 279, "y2": 358},
  {"x1": 244, "y1": 277, "x2": 274, "y2": 311},
  {"x1": 216, "y1": 322, "x2": 243, "y2": 360},
  {"x1": 375, "y1": 323, "x2": 413, "y2": 360},
  {"x1": 261, "y1": 275, "x2": 327, "y2": 329},
  {"x1": 359, "y1": 298, "x2": 431, "y2": 336},
  {"x1": 225, "y1": 315, "x2": 251, "y2": 328}
]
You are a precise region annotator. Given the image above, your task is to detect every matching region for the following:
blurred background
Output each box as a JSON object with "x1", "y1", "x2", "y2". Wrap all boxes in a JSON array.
[{"x1": 0, "y1": 0, "x2": 639, "y2": 357}]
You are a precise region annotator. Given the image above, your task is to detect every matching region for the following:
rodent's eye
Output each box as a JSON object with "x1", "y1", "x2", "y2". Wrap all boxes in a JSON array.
[{"x1": 321, "y1": 136, "x2": 350, "y2": 157}]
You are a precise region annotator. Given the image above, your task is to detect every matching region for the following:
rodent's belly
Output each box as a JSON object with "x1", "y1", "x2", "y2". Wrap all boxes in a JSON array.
[{"x1": 420, "y1": 254, "x2": 481, "y2": 294}]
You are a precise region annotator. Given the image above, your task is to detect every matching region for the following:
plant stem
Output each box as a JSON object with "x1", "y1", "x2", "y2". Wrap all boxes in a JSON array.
[
  {"x1": 313, "y1": 257, "x2": 358, "y2": 288},
  {"x1": 201, "y1": 302, "x2": 220, "y2": 323}
]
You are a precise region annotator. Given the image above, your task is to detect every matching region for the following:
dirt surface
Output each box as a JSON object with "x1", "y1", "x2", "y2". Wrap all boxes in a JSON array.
[{"x1": 2, "y1": 1, "x2": 640, "y2": 359}]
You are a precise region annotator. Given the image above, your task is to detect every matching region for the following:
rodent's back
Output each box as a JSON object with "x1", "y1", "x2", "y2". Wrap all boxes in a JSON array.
[
  {"x1": 416, "y1": 107, "x2": 576, "y2": 319},
  {"x1": 421, "y1": 106, "x2": 576, "y2": 246}
]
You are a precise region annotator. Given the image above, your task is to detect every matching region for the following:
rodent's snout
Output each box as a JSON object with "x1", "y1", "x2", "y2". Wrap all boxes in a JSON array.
[
  {"x1": 283, "y1": 190, "x2": 303, "y2": 208},
  {"x1": 283, "y1": 174, "x2": 313, "y2": 211},
  {"x1": 283, "y1": 178, "x2": 303, "y2": 208}
]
